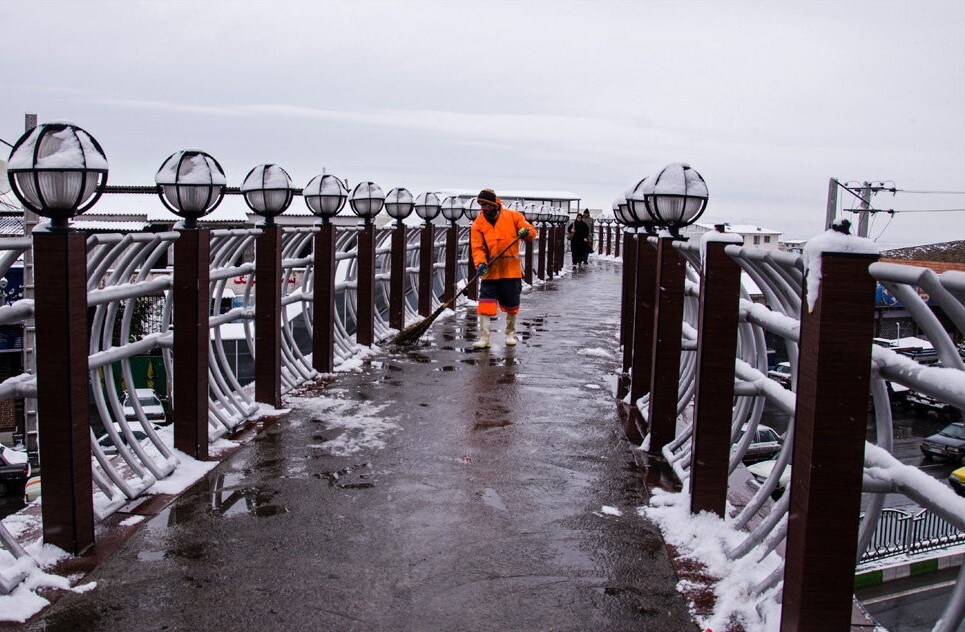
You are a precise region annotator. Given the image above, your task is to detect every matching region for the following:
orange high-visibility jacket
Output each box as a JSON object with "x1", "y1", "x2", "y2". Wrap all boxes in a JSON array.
[{"x1": 470, "y1": 203, "x2": 537, "y2": 280}]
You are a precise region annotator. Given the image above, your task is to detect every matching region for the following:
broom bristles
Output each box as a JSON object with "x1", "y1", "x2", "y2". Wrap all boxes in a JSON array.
[
  {"x1": 390, "y1": 234, "x2": 523, "y2": 346},
  {"x1": 393, "y1": 304, "x2": 446, "y2": 345}
]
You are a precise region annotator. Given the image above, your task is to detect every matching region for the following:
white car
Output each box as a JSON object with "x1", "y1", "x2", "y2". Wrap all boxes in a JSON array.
[
  {"x1": 96, "y1": 424, "x2": 157, "y2": 456},
  {"x1": 767, "y1": 362, "x2": 792, "y2": 388},
  {"x1": 747, "y1": 455, "x2": 792, "y2": 493},
  {"x1": 735, "y1": 423, "x2": 782, "y2": 464},
  {"x1": 122, "y1": 388, "x2": 167, "y2": 424}
]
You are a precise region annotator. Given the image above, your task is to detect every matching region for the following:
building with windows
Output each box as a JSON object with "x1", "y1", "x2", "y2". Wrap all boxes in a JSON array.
[{"x1": 680, "y1": 223, "x2": 782, "y2": 250}]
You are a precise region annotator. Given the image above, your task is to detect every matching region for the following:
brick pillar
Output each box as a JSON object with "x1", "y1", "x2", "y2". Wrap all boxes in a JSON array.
[
  {"x1": 606, "y1": 225, "x2": 613, "y2": 256},
  {"x1": 356, "y1": 222, "x2": 375, "y2": 346},
  {"x1": 537, "y1": 225, "x2": 547, "y2": 280},
  {"x1": 389, "y1": 221, "x2": 406, "y2": 331},
  {"x1": 312, "y1": 223, "x2": 336, "y2": 373},
  {"x1": 557, "y1": 224, "x2": 566, "y2": 271},
  {"x1": 466, "y1": 229, "x2": 478, "y2": 302},
  {"x1": 630, "y1": 236, "x2": 657, "y2": 404},
  {"x1": 614, "y1": 227, "x2": 621, "y2": 258},
  {"x1": 646, "y1": 236, "x2": 685, "y2": 453},
  {"x1": 689, "y1": 241, "x2": 742, "y2": 517},
  {"x1": 620, "y1": 231, "x2": 637, "y2": 368},
  {"x1": 34, "y1": 228, "x2": 93, "y2": 554},
  {"x1": 553, "y1": 225, "x2": 561, "y2": 273},
  {"x1": 781, "y1": 250, "x2": 878, "y2": 632},
  {"x1": 546, "y1": 224, "x2": 556, "y2": 280},
  {"x1": 419, "y1": 223, "x2": 434, "y2": 316},
  {"x1": 444, "y1": 222, "x2": 457, "y2": 303},
  {"x1": 173, "y1": 227, "x2": 210, "y2": 460},
  {"x1": 255, "y1": 225, "x2": 282, "y2": 408},
  {"x1": 598, "y1": 224, "x2": 604, "y2": 255},
  {"x1": 524, "y1": 237, "x2": 534, "y2": 286}
]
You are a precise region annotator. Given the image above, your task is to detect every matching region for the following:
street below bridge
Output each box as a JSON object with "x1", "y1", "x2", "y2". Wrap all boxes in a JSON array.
[{"x1": 14, "y1": 259, "x2": 694, "y2": 631}]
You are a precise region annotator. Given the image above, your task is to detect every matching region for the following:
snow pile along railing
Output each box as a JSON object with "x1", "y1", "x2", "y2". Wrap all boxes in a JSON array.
[
  {"x1": 619, "y1": 224, "x2": 965, "y2": 631},
  {"x1": 0, "y1": 237, "x2": 34, "y2": 594}
]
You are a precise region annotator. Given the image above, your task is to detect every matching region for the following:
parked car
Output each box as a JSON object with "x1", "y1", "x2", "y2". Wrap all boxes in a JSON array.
[
  {"x1": 746, "y1": 455, "x2": 791, "y2": 496},
  {"x1": 96, "y1": 424, "x2": 157, "y2": 456},
  {"x1": 0, "y1": 444, "x2": 31, "y2": 496},
  {"x1": 920, "y1": 422, "x2": 965, "y2": 464},
  {"x1": 122, "y1": 388, "x2": 167, "y2": 424},
  {"x1": 735, "y1": 424, "x2": 782, "y2": 464},
  {"x1": 906, "y1": 389, "x2": 954, "y2": 416},
  {"x1": 767, "y1": 362, "x2": 792, "y2": 388},
  {"x1": 949, "y1": 467, "x2": 965, "y2": 497}
]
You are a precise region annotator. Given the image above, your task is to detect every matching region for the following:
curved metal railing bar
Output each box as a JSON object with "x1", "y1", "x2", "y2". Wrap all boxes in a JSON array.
[
  {"x1": 0, "y1": 237, "x2": 35, "y2": 592},
  {"x1": 280, "y1": 226, "x2": 318, "y2": 390},
  {"x1": 402, "y1": 226, "x2": 423, "y2": 327},
  {"x1": 650, "y1": 241, "x2": 965, "y2": 628},
  {"x1": 208, "y1": 228, "x2": 261, "y2": 434},
  {"x1": 86, "y1": 232, "x2": 178, "y2": 514}
]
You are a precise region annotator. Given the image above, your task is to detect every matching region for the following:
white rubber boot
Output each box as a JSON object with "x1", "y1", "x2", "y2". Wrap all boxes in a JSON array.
[
  {"x1": 505, "y1": 314, "x2": 517, "y2": 346},
  {"x1": 472, "y1": 315, "x2": 492, "y2": 349}
]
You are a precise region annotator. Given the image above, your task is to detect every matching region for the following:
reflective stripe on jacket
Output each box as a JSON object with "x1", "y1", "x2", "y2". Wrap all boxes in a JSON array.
[{"x1": 470, "y1": 203, "x2": 536, "y2": 280}]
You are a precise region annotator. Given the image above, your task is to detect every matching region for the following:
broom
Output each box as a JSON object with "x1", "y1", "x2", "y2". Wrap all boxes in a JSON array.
[{"x1": 392, "y1": 235, "x2": 523, "y2": 345}]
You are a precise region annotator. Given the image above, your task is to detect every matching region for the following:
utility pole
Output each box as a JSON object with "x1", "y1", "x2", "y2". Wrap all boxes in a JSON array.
[
  {"x1": 22, "y1": 113, "x2": 38, "y2": 457},
  {"x1": 828, "y1": 179, "x2": 889, "y2": 238},
  {"x1": 856, "y1": 181, "x2": 873, "y2": 239},
  {"x1": 824, "y1": 178, "x2": 838, "y2": 230}
]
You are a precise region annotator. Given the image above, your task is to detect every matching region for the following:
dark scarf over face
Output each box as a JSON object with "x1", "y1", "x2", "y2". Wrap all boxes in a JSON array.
[{"x1": 483, "y1": 205, "x2": 500, "y2": 225}]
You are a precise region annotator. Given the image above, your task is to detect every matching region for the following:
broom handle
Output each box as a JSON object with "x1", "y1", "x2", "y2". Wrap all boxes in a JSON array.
[{"x1": 438, "y1": 234, "x2": 523, "y2": 311}]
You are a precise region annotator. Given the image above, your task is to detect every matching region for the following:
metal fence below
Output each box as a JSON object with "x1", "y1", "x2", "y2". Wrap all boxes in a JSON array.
[{"x1": 860, "y1": 507, "x2": 965, "y2": 565}]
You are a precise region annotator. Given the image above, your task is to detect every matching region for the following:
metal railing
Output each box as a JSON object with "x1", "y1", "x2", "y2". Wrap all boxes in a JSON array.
[
  {"x1": 861, "y1": 507, "x2": 965, "y2": 564},
  {"x1": 0, "y1": 217, "x2": 548, "y2": 597},
  {"x1": 621, "y1": 230, "x2": 965, "y2": 631}
]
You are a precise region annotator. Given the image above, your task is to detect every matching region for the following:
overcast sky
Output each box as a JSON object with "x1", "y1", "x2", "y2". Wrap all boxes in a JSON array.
[{"x1": 1, "y1": 0, "x2": 963, "y2": 246}]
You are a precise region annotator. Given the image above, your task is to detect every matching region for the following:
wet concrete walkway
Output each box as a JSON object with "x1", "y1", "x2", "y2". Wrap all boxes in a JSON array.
[{"x1": 25, "y1": 260, "x2": 694, "y2": 631}]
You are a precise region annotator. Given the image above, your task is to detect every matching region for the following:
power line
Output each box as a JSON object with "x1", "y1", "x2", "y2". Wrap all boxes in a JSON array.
[
  {"x1": 885, "y1": 208, "x2": 965, "y2": 213},
  {"x1": 0, "y1": 137, "x2": 13, "y2": 149},
  {"x1": 893, "y1": 189, "x2": 965, "y2": 195},
  {"x1": 846, "y1": 207, "x2": 965, "y2": 215}
]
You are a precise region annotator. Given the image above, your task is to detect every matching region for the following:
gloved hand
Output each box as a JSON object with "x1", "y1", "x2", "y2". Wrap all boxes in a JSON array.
[
  {"x1": 517, "y1": 227, "x2": 530, "y2": 238},
  {"x1": 476, "y1": 263, "x2": 490, "y2": 277}
]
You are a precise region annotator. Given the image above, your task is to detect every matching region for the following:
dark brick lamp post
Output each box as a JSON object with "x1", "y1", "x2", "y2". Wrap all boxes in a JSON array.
[
  {"x1": 304, "y1": 174, "x2": 347, "y2": 373},
  {"x1": 348, "y1": 181, "x2": 385, "y2": 347},
  {"x1": 463, "y1": 197, "x2": 482, "y2": 297},
  {"x1": 6, "y1": 122, "x2": 108, "y2": 554},
  {"x1": 241, "y1": 164, "x2": 296, "y2": 408},
  {"x1": 385, "y1": 187, "x2": 414, "y2": 330},
  {"x1": 155, "y1": 150, "x2": 225, "y2": 461},
  {"x1": 440, "y1": 196, "x2": 464, "y2": 303},
  {"x1": 414, "y1": 192, "x2": 442, "y2": 317}
]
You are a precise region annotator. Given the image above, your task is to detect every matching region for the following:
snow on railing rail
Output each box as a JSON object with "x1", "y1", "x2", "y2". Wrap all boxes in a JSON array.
[{"x1": 643, "y1": 239, "x2": 965, "y2": 631}]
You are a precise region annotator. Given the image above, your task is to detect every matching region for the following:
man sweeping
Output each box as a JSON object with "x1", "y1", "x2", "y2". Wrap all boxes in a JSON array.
[{"x1": 469, "y1": 189, "x2": 536, "y2": 349}]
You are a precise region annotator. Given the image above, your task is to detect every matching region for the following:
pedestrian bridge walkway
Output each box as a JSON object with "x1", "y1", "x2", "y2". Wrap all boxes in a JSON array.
[{"x1": 15, "y1": 260, "x2": 697, "y2": 631}]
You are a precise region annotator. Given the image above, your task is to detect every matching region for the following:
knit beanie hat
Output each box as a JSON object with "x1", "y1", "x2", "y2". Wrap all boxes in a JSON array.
[{"x1": 477, "y1": 189, "x2": 498, "y2": 205}]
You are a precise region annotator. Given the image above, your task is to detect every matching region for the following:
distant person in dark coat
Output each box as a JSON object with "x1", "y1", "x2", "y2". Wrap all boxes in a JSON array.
[{"x1": 569, "y1": 213, "x2": 591, "y2": 268}]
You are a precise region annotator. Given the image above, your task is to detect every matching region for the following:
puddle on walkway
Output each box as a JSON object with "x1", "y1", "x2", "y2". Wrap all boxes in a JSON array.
[
  {"x1": 472, "y1": 419, "x2": 512, "y2": 431},
  {"x1": 479, "y1": 487, "x2": 508, "y2": 512},
  {"x1": 315, "y1": 462, "x2": 374, "y2": 489},
  {"x1": 137, "y1": 549, "x2": 165, "y2": 562}
]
